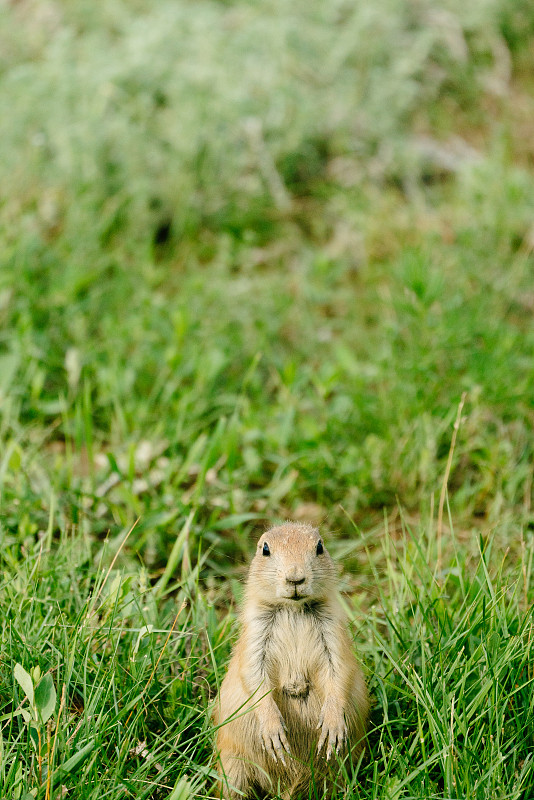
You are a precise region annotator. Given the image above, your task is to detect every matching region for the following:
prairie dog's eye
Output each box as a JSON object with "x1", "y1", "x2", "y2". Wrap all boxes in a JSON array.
[
  {"x1": 262, "y1": 542, "x2": 270, "y2": 556},
  {"x1": 316, "y1": 540, "x2": 324, "y2": 556}
]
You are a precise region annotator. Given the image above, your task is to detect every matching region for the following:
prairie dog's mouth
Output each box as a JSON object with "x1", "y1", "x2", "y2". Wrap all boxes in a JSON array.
[{"x1": 280, "y1": 587, "x2": 309, "y2": 600}]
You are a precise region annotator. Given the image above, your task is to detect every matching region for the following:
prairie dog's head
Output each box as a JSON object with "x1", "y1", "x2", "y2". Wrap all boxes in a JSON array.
[{"x1": 246, "y1": 522, "x2": 337, "y2": 607}]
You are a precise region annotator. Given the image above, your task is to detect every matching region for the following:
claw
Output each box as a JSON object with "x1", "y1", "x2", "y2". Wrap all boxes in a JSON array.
[
  {"x1": 279, "y1": 727, "x2": 290, "y2": 753},
  {"x1": 262, "y1": 729, "x2": 290, "y2": 765},
  {"x1": 257, "y1": 701, "x2": 291, "y2": 767},
  {"x1": 274, "y1": 736, "x2": 287, "y2": 766},
  {"x1": 265, "y1": 737, "x2": 275, "y2": 761},
  {"x1": 317, "y1": 714, "x2": 346, "y2": 760},
  {"x1": 326, "y1": 731, "x2": 335, "y2": 761}
]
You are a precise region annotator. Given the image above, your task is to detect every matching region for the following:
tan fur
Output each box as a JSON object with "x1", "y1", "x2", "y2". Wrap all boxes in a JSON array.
[{"x1": 213, "y1": 522, "x2": 369, "y2": 799}]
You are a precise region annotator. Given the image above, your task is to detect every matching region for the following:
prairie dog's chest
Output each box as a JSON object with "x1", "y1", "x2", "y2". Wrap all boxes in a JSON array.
[{"x1": 265, "y1": 609, "x2": 326, "y2": 683}]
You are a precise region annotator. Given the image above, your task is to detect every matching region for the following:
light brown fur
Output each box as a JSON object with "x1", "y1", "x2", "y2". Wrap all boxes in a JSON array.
[{"x1": 213, "y1": 522, "x2": 369, "y2": 799}]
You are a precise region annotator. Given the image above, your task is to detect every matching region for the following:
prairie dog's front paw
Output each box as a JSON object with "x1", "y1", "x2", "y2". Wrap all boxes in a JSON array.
[
  {"x1": 258, "y1": 704, "x2": 290, "y2": 765},
  {"x1": 317, "y1": 699, "x2": 347, "y2": 760}
]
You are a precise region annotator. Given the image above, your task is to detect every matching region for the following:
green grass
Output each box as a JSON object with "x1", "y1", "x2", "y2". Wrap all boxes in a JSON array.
[
  {"x1": 3, "y1": 518, "x2": 533, "y2": 798},
  {"x1": 1, "y1": 0, "x2": 534, "y2": 797}
]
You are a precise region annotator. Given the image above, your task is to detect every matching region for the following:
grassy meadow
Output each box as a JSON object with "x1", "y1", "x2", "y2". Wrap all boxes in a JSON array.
[{"x1": 1, "y1": 0, "x2": 534, "y2": 797}]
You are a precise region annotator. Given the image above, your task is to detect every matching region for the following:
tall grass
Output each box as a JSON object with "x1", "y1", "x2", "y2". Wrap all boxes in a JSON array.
[{"x1": 1, "y1": 514, "x2": 532, "y2": 798}]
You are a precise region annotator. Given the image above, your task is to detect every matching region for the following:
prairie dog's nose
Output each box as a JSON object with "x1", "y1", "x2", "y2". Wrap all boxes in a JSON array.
[
  {"x1": 286, "y1": 569, "x2": 305, "y2": 585},
  {"x1": 287, "y1": 576, "x2": 305, "y2": 586}
]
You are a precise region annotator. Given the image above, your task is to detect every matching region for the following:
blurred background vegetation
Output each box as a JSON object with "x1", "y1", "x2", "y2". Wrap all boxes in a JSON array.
[{"x1": 1, "y1": 0, "x2": 534, "y2": 570}]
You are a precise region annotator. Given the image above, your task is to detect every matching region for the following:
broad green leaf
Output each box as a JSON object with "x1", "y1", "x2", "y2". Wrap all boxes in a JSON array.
[
  {"x1": 29, "y1": 724, "x2": 40, "y2": 752},
  {"x1": 384, "y1": 777, "x2": 403, "y2": 800},
  {"x1": 8, "y1": 442, "x2": 22, "y2": 472},
  {"x1": 100, "y1": 572, "x2": 122, "y2": 608},
  {"x1": 153, "y1": 510, "x2": 195, "y2": 598},
  {"x1": 211, "y1": 512, "x2": 262, "y2": 530},
  {"x1": 60, "y1": 740, "x2": 95, "y2": 774},
  {"x1": 168, "y1": 778, "x2": 192, "y2": 800},
  {"x1": 14, "y1": 664, "x2": 34, "y2": 706},
  {"x1": 34, "y1": 673, "x2": 56, "y2": 724},
  {"x1": 132, "y1": 624, "x2": 154, "y2": 657},
  {"x1": 13, "y1": 761, "x2": 23, "y2": 799}
]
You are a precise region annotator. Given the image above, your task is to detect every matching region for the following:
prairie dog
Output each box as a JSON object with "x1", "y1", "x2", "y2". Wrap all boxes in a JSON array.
[{"x1": 213, "y1": 522, "x2": 369, "y2": 799}]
